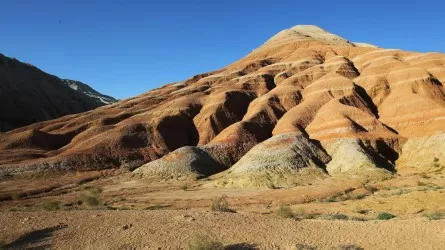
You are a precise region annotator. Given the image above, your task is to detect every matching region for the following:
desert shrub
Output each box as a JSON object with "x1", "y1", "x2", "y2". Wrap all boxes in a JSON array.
[
  {"x1": 336, "y1": 244, "x2": 364, "y2": 250},
  {"x1": 350, "y1": 216, "x2": 367, "y2": 221},
  {"x1": 180, "y1": 183, "x2": 189, "y2": 191},
  {"x1": 419, "y1": 172, "x2": 429, "y2": 179},
  {"x1": 319, "y1": 195, "x2": 337, "y2": 203},
  {"x1": 11, "y1": 192, "x2": 24, "y2": 200},
  {"x1": 80, "y1": 194, "x2": 100, "y2": 207},
  {"x1": 85, "y1": 186, "x2": 103, "y2": 195},
  {"x1": 295, "y1": 244, "x2": 317, "y2": 250},
  {"x1": 356, "y1": 209, "x2": 368, "y2": 214},
  {"x1": 78, "y1": 186, "x2": 102, "y2": 207},
  {"x1": 330, "y1": 214, "x2": 348, "y2": 220},
  {"x1": 391, "y1": 189, "x2": 406, "y2": 196},
  {"x1": 267, "y1": 182, "x2": 278, "y2": 189},
  {"x1": 211, "y1": 195, "x2": 231, "y2": 212},
  {"x1": 425, "y1": 212, "x2": 444, "y2": 220},
  {"x1": 417, "y1": 181, "x2": 427, "y2": 186},
  {"x1": 144, "y1": 204, "x2": 171, "y2": 210},
  {"x1": 377, "y1": 212, "x2": 396, "y2": 220},
  {"x1": 294, "y1": 208, "x2": 317, "y2": 219},
  {"x1": 188, "y1": 234, "x2": 224, "y2": 250},
  {"x1": 364, "y1": 185, "x2": 378, "y2": 193},
  {"x1": 276, "y1": 204, "x2": 294, "y2": 219},
  {"x1": 352, "y1": 194, "x2": 367, "y2": 200},
  {"x1": 41, "y1": 201, "x2": 61, "y2": 211}
]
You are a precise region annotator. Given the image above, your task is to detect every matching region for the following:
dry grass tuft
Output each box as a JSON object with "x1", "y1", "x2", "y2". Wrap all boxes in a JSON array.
[
  {"x1": 188, "y1": 234, "x2": 224, "y2": 250},
  {"x1": 211, "y1": 195, "x2": 232, "y2": 212}
]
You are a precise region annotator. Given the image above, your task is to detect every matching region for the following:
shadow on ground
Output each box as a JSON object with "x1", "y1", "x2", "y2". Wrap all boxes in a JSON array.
[{"x1": 2, "y1": 224, "x2": 67, "y2": 250}]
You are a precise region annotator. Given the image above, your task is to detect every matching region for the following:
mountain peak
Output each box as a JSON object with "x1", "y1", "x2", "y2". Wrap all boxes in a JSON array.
[
  {"x1": 289, "y1": 24, "x2": 328, "y2": 32},
  {"x1": 259, "y1": 24, "x2": 377, "y2": 49}
]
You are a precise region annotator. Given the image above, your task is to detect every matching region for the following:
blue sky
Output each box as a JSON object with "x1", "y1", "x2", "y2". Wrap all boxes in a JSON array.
[{"x1": 1, "y1": 0, "x2": 444, "y2": 99}]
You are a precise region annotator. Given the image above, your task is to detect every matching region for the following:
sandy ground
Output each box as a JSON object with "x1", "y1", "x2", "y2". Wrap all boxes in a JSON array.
[
  {"x1": 1, "y1": 171, "x2": 445, "y2": 249},
  {"x1": 1, "y1": 210, "x2": 445, "y2": 250}
]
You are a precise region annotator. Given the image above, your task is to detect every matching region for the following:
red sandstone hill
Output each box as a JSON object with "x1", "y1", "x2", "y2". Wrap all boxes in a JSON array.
[{"x1": 1, "y1": 25, "x2": 445, "y2": 187}]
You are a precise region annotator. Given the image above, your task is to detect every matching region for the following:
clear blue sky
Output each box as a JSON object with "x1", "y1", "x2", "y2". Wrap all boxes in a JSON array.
[{"x1": 1, "y1": 0, "x2": 444, "y2": 99}]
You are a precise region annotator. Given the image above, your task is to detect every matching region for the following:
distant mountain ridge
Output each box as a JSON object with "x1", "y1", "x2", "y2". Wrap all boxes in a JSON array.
[
  {"x1": 62, "y1": 79, "x2": 117, "y2": 105},
  {"x1": 0, "y1": 53, "x2": 116, "y2": 132}
]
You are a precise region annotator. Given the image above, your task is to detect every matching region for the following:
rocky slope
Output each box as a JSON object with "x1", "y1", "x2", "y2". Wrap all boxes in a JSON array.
[
  {"x1": 1, "y1": 25, "x2": 444, "y2": 187},
  {"x1": 62, "y1": 79, "x2": 117, "y2": 105},
  {"x1": 0, "y1": 53, "x2": 116, "y2": 132}
]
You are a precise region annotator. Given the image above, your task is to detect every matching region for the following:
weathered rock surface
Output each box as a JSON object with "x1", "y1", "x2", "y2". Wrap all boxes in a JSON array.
[
  {"x1": 215, "y1": 132, "x2": 330, "y2": 187},
  {"x1": 324, "y1": 139, "x2": 394, "y2": 181},
  {"x1": 396, "y1": 134, "x2": 445, "y2": 174},
  {"x1": 1, "y1": 25, "x2": 445, "y2": 186},
  {"x1": 134, "y1": 146, "x2": 224, "y2": 180}
]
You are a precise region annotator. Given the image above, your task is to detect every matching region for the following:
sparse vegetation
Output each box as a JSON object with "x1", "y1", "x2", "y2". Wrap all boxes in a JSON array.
[
  {"x1": 319, "y1": 191, "x2": 366, "y2": 203},
  {"x1": 143, "y1": 204, "x2": 171, "y2": 210},
  {"x1": 276, "y1": 204, "x2": 294, "y2": 219},
  {"x1": 356, "y1": 209, "x2": 368, "y2": 214},
  {"x1": 188, "y1": 234, "x2": 224, "y2": 250},
  {"x1": 350, "y1": 216, "x2": 367, "y2": 221},
  {"x1": 364, "y1": 185, "x2": 378, "y2": 193},
  {"x1": 266, "y1": 182, "x2": 278, "y2": 189},
  {"x1": 11, "y1": 192, "x2": 24, "y2": 200},
  {"x1": 80, "y1": 195, "x2": 100, "y2": 207},
  {"x1": 41, "y1": 201, "x2": 61, "y2": 211},
  {"x1": 425, "y1": 212, "x2": 444, "y2": 220},
  {"x1": 377, "y1": 212, "x2": 396, "y2": 220},
  {"x1": 330, "y1": 214, "x2": 349, "y2": 220},
  {"x1": 78, "y1": 186, "x2": 102, "y2": 207},
  {"x1": 295, "y1": 243, "x2": 317, "y2": 250},
  {"x1": 294, "y1": 208, "x2": 318, "y2": 219},
  {"x1": 417, "y1": 181, "x2": 427, "y2": 186},
  {"x1": 85, "y1": 186, "x2": 103, "y2": 195},
  {"x1": 180, "y1": 183, "x2": 189, "y2": 191},
  {"x1": 391, "y1": 189, "x2": 412, "y2": 196},
  {"x1": 352, "y1": 194, "x2": 367, "y2": 200},
  {"x1": 211, "y1": 195, "x2": 232, "y2": 212},
  {"x1": 321, "y1": 196, "x2": 336, "y2": 203},
  {"x1": 419, "y1": 172, "x2": 430, "y2": 179},
  {"x1": 335, "y1": 244, "x2": 364, "y2": 250}
]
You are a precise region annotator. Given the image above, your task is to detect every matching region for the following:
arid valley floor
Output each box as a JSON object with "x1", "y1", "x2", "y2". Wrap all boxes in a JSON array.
[{"x1": 1, "y1": 168, "x2": 445, "y2": 249}]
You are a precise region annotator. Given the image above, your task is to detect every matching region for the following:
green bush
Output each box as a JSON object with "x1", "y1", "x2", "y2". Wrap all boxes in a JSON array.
[
  {"x1": 188, "y1": 234, "x2": 224, "y2": 250},
  {"x1": 377, "y1": 212, "x2": 396, "y2": 220}
]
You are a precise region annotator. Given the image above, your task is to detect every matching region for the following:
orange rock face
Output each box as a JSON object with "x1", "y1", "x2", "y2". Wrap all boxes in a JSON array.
[{"x1": 1, "y1": 25, "x2": 445, "y2": 182}]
